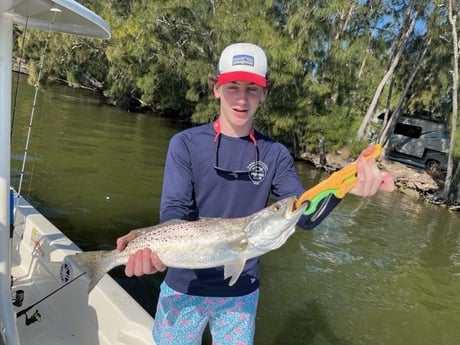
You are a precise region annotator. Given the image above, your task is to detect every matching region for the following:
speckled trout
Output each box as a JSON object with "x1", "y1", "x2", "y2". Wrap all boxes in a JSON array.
[{"x1": 73, "y1": 196, "x2": 307, "y2": 292}]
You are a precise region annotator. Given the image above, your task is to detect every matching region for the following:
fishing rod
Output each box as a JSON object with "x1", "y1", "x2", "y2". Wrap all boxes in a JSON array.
[
  {"x1": 15, "y1": 271, "x2": 85, "y2": 325},
  {"x1": 10, "y1": 16, "x2": 29, "y2": 142},
  {"x1": 16, "y1": 11, "x2": 57, "y2": 197},
  {"x1": 11, "y1": 10, "x2": 58, "y2": 243}
]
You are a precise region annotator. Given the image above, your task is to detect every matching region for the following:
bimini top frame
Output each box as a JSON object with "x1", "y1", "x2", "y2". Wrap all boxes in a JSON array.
[{"x1": 0, "y1": 2, "x2": 110, "y2": 344}]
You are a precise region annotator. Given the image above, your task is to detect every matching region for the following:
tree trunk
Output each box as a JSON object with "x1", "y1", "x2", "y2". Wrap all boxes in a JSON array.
[
  {"x1": 442, "y1": 0, "x2": 459, "y2": 202},
  {"x1": 356, "y1": 3, "x2": 419, "y2": 141},
  {"x1": 378, "y1": 44, "x2": 429, "y2": 146}
]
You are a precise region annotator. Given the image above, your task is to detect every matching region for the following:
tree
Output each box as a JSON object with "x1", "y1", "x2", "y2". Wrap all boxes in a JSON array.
[
  {"x1": 441, "y1": 0, "x2": 459, "y2": 203},
  {"x1": 378, "y1": 41, "x2": 429, "y2": 145},
  {"x1": 12, "y1": 0, "x2": 460, "y2": 181},
  {"x1": 356, "y1": 0, "x2": 422, "y2": 142}
]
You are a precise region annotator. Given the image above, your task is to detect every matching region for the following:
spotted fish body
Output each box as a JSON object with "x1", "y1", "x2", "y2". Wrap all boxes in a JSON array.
[{"x1": 73, "y1": 196, "x2": 308, "y2": 291}]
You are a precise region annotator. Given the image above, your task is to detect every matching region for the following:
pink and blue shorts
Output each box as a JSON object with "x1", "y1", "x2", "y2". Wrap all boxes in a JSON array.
[{"x1": 152, "y1": 282, "x2": 259, "y2": 345}]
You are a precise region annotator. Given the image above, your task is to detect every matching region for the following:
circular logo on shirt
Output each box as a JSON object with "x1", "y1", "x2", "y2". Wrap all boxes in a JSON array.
[{"x1": 248, "y1": 161, "x2": 268, "y2": 185}]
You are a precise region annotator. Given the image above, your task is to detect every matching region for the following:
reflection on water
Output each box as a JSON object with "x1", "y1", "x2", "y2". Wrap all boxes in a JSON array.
[
  {"x1": 259, "y1": 192, "x2": 460, "y2": 345},
  {"x1": 11, "y1": 76, "x2": 184, "y2": 250},
  {"x1": 11, "y1": 75, "x2": 460, "y2": 345}
]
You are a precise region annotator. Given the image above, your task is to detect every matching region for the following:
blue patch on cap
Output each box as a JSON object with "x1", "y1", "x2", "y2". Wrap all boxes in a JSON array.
[{"x1": 232, "y1": 54, "x2": 254, "y2": 67}]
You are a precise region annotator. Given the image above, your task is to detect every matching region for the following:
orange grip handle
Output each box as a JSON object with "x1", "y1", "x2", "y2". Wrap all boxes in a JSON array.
[{"x1": 294, "y1": 144, "x2": 382, "y2": 211}]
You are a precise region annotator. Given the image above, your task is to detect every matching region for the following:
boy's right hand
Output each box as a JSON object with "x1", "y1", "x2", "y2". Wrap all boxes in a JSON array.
[{"x1": 116, "y1": 234, "x2": 166, "y2": 277}]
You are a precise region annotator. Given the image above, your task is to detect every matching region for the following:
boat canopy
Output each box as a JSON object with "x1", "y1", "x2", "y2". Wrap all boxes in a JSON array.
[{"x1": 1, "y1": 0, "x2": 110, "y2": 39}]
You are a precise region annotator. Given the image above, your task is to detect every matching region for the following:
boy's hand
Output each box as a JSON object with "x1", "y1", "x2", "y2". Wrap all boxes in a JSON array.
[
  {"x1": 351, "y1": 145, "x2": 395, "y2": 196},
  {"x1": 116, "y1": 234, "x2": 166, "y2": 277}
]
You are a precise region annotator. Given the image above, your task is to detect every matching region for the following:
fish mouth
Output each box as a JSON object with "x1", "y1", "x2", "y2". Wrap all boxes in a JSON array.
[
  {"x1": 248, "y1": 196, "x2": 307, "y2": 251},
  {"x1": 271, "y1": 196, "x2": 301, "y2": 219},
  {"x1": 289, "y1": 196, "x2": 308, "y2": 217}
]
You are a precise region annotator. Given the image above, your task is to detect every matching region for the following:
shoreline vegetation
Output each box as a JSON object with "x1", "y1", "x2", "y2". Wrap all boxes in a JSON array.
[
  {"x1": 12, "y1": 60, "x2": 457, "y2": 211},
  {"x1": 12, "y1": 0, "x2": 460, "y2": 207}
]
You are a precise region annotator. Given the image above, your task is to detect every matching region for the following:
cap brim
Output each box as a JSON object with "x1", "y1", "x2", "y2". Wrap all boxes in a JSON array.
[{"x1": 217, "y1": 71, "x2": 266, "y2": 87}]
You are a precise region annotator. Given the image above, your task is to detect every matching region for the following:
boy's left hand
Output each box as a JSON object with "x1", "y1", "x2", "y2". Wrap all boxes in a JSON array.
[{"x1": 350, "y1": 145, "x2": 395, "y2": 197}]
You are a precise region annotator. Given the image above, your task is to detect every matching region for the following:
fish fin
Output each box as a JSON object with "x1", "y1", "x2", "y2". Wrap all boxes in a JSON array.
[
  {"x1": 224, "y1": 259, "x2": 246, "y2": 286},
  {"x1": 73, "y1": 250, "x2": 117, "y2": 292}
]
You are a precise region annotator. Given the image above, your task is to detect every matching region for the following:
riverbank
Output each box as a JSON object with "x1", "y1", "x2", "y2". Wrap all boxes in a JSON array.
[
  {"x1": 300, "y1": 148, "x2": 456, "y2": 209},
  {"x1": 11, "y1": 61, "x2": 451, "y2": 207}
]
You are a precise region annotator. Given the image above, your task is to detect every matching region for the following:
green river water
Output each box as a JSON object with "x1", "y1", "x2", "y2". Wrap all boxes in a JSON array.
[{"x1": 10, "y1": 75, "x2": 460, "y2": 345}]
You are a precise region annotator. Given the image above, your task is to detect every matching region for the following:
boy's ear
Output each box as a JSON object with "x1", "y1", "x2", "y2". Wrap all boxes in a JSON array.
[
  {"x1": 261, "y1": 88, "x2": 268, "y2": 102},
  {"x1": 213, "y1": 84, "x2": 221, "y2": 99}
]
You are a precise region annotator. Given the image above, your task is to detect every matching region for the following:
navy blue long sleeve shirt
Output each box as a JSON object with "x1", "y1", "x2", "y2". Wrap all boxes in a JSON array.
[{"x1": 159, "y1": 122, "x2": 339, "y2": 297}]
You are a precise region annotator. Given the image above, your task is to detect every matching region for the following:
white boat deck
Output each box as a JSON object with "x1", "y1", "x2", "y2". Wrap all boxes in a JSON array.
[
  {"x1": 10, "y1": 195, "x2": 155, "y2": 345},
  {"x1": 1, "y1": 3, "x2": 158, "y2": 344}
]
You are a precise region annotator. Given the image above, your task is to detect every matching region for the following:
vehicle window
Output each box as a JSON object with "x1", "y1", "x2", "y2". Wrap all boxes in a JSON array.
[{"x1": 394, "y1": 123, "x2": 422, "y2": 138}]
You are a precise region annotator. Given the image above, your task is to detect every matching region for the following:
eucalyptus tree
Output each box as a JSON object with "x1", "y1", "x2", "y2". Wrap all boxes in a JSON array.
[
  {"x1": 102, "y1": 0, "x2": 214, "y2": 113},
  {"x1": 261, "y1": 0, "x2": 377, "y2": 154},
  {"x1": 14, "y1": 26, "x2": 109, "y2": 91},
  {"x1": 368, "y1": 0, "x2": 459, "y2": 204},
  {"x1": 442, "y1": 0, "x2": 459, "y2": 203},
  {"x1": 377, "y1": 0, "x2": 457, "y2": 154},
  {"x1": 356, "y1": 0, "x2": 428, "y2": 142},
  {"x1": 377, "y1": 38, "x2": 429, "y2": 145},
  {"x1": 15, "y1": 0, "x2": 459, "y2": 168},
  {"x1": 13, "y1": 0, "x2": 110, "y2": 90}
]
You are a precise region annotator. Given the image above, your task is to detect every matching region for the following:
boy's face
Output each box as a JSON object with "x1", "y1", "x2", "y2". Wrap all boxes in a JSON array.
[{"x1": 213, "y1": 81, "x2": 267, "y2": 129}]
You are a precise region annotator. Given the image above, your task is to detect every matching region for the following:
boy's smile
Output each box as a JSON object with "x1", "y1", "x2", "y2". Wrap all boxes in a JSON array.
[{"x1": 214, "y1": 81, "x2": 267, "y2": 136}]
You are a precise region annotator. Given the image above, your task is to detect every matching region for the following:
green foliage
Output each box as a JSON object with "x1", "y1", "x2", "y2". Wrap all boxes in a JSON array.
[
  {"x1": 454, "y1": 131, "x2": 460, "y2": 157},
  {"x1": 349, "y1": 139, "x2": 371, "y2": 158},
  {"x1": 12, "y1": 0, "x2": 460, "y2": 159}
]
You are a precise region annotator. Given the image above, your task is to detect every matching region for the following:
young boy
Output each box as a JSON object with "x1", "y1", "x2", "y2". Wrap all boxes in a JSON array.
[{"x1": 117, "y1": 43, "x2": 394, "y2": 345}]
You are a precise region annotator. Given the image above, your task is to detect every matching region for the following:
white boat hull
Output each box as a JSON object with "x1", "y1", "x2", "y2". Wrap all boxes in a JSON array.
[
  {"x1": 1, "y1": 2, "x2": 156, "y2": 344},
  {"x1": 11, "y1": 194, "x2": 155, "y2": 345}
]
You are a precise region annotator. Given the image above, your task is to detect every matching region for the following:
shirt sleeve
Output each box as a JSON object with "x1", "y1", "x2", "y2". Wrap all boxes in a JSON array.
[
  {"x1": 159, "y1": 133, "x2": 198, "y2": 222},
  {"x1": 270, "y1": 144, "x2": 304, "y2": 200}
]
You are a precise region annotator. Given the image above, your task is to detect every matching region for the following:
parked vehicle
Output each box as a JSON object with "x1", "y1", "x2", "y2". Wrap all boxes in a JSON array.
[{"x1": 386, "y1": 114, "x2": 450, "y2": 172}]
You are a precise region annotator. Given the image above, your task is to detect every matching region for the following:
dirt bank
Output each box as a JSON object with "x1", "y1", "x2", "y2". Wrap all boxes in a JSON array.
[{"x1": 301, "y1": 149, "x2": 441, "y2": 202}]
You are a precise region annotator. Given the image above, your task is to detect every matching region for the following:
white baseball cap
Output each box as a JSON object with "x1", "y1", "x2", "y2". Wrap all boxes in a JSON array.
[{"x1": 216, "y1": 43, "x2": 268, "y2": 87}]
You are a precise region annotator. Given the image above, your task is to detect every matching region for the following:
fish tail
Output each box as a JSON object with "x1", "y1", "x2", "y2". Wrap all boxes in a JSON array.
[{"x1": 73, "y1": 250, "x2": 118, "y2": 292}]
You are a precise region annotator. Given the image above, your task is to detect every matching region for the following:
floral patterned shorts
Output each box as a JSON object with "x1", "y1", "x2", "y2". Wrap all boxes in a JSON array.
[{"x1": 152, "y1": 282, "x2": 259, "y2": 345}]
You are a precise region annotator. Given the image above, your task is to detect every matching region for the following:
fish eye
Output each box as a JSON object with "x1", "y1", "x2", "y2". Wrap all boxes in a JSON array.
[{"x1": 272, "y1": 204, "x2": 280, "y2": 211}]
